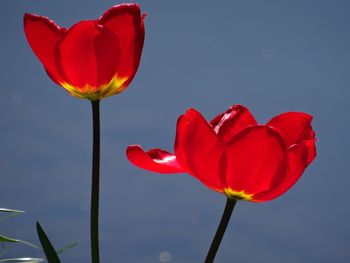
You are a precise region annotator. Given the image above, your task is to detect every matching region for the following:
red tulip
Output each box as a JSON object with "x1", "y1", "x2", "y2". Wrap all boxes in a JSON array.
[
  {"x1": 24, "y1": 4, "x2": 145, "y2": 100},
  {"x1": 127, "y1": 105, "x2": 316, "y2": 202}
]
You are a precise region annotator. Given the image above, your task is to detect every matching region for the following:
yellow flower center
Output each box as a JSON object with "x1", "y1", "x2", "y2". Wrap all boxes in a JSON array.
[
  {"x1": 223, "y1": 188, "x2": 253, "y2": 201},
  {"x1": 60, "y1": 75, "x2": 128, "y2": 100}
]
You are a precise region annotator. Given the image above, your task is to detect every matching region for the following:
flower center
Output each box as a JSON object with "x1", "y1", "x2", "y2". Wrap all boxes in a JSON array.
[
  {"x1": 223, "y1": 188, "x2": 253, "y2": 201},
  {"x1": 60, "y1": 75, "x2": 128, "y2": 100}
]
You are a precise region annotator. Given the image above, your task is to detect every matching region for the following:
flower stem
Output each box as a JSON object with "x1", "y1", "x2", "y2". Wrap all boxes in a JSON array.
[
  {"x1": 90, "y1": 100, "x2": 100, "y2": 263},
  {"x1": 205, "y1": 198, "x2": 237, "y2": 263}
]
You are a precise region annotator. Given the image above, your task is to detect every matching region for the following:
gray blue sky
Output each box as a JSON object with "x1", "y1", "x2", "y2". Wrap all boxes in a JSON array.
[{"x1": 1, "y1": 0, "x2": 349, "y2": 262}]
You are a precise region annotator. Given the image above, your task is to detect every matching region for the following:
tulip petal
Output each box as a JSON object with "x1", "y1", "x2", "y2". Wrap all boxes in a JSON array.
[
  {"x1": 99, "y1": 4, "x2": 145, "y2": 91},
  {"x1": 253, "y1": 139, "x2": 316, "y2": 202},
  {"x1": 225, "y1": 126, "x2": 287, "y2": 197},
  {"x1": 23, "y1": 13, "x2": 66, "y2": 84},
  {"x1": 175, "y1": 109, "x2": 225, "y2": 191},
  {"x1": 210, "y1": 105, "x2": 257, "y2": 144},
  {"x1": 57, "y1": 21, "x2": 120, "y2": 89},
  {"x1": 126, "y1": 145, "x2": 184, "y2": 173},
  {"x1": 267, "y1": 112, "x2": 315, "y2": 148}
]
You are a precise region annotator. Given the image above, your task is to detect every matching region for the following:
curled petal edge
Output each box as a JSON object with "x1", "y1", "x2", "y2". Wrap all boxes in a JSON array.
[
  {"x1": 126, "y1": 145, "x2": 184, "y2": 174},
  {"x1": 211, "y1": 104, "x2": 257, "y2": 137}
]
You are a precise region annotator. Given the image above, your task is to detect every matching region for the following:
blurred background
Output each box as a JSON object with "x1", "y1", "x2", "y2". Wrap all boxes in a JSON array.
[{"x1": 1, "y1": 0, "x2": 349, "y2": 262}]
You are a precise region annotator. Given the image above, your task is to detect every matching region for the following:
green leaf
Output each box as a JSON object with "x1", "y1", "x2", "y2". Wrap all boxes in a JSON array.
[
  {"x1": 0, "y1": 237, "x2": 41, "y2": 251},
  {"x1": 56, "y1": 241, "x2": 78, "y2": 254},
  {"x1": 36, "y1": 222, "x2": 60, "y2": 263},
  {"x1": 0, "y1": 258, "x2": 44, "y2": 262},
  {"x1": 0, "y1": 209, "x2": 25, "y2": 223},
  {"x1": 0, "y1": 235, "x2": 19, "y2": 243},
  {"x1": 0, "y1": 209, "x2": 24, "y2": 214}
]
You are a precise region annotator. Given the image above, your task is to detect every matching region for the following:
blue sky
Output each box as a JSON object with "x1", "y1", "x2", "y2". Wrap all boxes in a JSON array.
[{"x1": 1, "y1": 0, "x2": 349, "y2": 262}]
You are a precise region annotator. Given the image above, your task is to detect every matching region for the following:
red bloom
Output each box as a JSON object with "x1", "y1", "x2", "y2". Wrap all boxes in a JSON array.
[
  {"x1": 24, "y1": 4, "x2": 145, "y2": 100},
  {"x1": 126, "y1": 105, "x2": 316, "y2": 202}
]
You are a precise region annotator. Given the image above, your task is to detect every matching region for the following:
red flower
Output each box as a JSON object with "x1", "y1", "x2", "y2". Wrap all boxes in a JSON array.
[
  {"x1": 24, "y1": 4, "x2": 145, "y2": 100},
  {"x1": 126, "y1": 105, "x2": 316, "y2": 202}
]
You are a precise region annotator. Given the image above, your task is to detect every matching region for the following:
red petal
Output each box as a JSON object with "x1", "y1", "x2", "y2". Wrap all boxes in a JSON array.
[
  {"x1": 210, "y1": 105, "x2": 257, "y2": 144},
  {"x1": 126, "y1": 145, "x2": 183, "y2": 174},
  {"x1": 23, "y1": 13, "x2": 66, "y2": 84},
  {"x1": 99, "y1": 4, "x2": 145, "y2": 91},
  {"x1": 175, "y1": 109, "x2": 225, "y2": 192},
  {"x1": 225, "y1": 126, "x2": 287, "y2": 197},
  {"x1": 56, "y1": 21, "x2": 120, "y2": 89},
  {"x1": 267, "y1": 112, "x2": 315, "y2": 148},
  {"x1": 253, "y1": 139, "x2": 316, "y2": 202}
]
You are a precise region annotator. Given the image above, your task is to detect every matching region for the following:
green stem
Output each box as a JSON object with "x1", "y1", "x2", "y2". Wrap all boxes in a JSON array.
[
  {"x1": 90, "y1": 100, "x2": 100, "y2": 263},
  {"x1": 205, "y1": 198, "x2": 237, "y2": 263}
]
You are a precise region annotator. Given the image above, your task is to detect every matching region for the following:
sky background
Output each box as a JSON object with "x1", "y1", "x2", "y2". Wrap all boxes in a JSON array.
[{"x1": 1, "y1": 0, "x2": 349, "y2": 262}]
